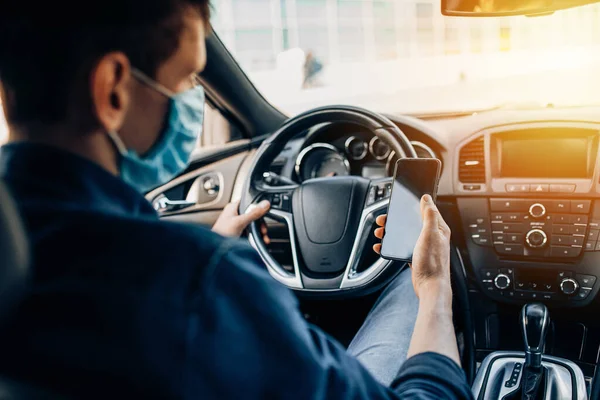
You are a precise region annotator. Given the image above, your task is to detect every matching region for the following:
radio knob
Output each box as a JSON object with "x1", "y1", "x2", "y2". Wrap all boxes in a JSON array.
[
  {"x1": 560, "y1": 278, "x2": 579, "y2": 296},
  {"x1": 526, "y1": 229, "x2": 547, "y2": 248},
  {"x1": 529, "y1": 203, "x2": 547, "y2": 218},
  {"x1": 494, "y1": 274, "x2": 511, "y2": 290}
]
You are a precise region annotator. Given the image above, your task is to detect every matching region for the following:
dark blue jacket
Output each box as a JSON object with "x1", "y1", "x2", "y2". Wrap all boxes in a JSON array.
[{"x1": 0, "y1": 143, "x2": 473, "y2": 399}]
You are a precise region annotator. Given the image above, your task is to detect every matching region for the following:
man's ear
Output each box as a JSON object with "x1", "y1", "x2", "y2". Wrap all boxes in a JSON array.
[{"x1": 90, "y1": 52, "x2": 131, "y2": 133}]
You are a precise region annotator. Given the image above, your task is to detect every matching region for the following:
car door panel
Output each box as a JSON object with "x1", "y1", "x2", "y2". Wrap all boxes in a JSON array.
[{"x1": 146, "y1": 147, "x2": 251, "y2": 227}]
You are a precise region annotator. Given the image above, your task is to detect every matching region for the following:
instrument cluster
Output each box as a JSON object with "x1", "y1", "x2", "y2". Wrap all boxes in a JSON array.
[{"x1": 295, "y1": 134, "x2": 438, "y2": 182}]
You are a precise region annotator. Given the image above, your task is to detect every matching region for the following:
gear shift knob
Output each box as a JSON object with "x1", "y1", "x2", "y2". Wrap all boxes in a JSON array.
[{"x1": 521, "y1": 303, "x2": 549, "y2": 369}]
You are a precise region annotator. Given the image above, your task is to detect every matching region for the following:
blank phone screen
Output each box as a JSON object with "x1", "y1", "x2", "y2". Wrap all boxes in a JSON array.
[{"x1": 380, "y1": 159, "x2": 441, "y2": 262}]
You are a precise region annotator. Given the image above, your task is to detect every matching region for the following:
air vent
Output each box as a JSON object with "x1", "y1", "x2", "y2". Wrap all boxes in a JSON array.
[{"x1": 459, "y1": 137, "x2": 485, "y2": 183}]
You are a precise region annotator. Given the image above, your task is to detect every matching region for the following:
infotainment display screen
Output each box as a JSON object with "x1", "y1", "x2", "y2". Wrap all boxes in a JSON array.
[{"x1": 501, "y1": 137, "x2": 589, "y2": 178}]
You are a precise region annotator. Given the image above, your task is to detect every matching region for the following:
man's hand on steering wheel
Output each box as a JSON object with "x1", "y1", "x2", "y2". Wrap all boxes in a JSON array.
[
  {"x1": 373, "y1": 194, "x2": 452, "y2": 299},
  {"x1": 213, "y1": 200, "x2": 271, "y2": 241}
]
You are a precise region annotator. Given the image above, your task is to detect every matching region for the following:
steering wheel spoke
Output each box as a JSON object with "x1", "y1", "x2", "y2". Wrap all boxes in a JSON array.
[
  {"x1": 247, "y1": 187, "x2": 304, "y2": 289},
  {"x1": 340, "y1": 178, "x2": 393, "y2": 289}
]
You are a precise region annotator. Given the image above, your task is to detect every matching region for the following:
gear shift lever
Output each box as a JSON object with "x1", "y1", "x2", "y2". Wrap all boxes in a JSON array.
[
  {"x1": 520, "y1": 303, "x2": 549, "y2": 400},
  {"x1": 521, "y1": 303, "x2": 549, "y2": 369}
]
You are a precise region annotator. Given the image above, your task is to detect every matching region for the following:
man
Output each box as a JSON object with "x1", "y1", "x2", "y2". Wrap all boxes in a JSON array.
[{"x1": 0, "y1": 1, "x2": 472, "y2": 399}]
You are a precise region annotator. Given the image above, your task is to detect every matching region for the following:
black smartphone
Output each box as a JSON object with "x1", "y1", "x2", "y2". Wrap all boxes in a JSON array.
[{"x1": 380, "y1": 158, "x2": 442, "y2": 262}]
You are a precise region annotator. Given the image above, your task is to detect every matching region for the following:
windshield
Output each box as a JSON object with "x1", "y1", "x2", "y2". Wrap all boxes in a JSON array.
[{"x1": 211, "y1": 0, "x2": 600, "y2": 116}]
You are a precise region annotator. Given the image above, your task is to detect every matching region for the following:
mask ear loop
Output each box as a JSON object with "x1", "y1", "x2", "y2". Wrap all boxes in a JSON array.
[
  {"x1": 106, "y1": 130, "x2": 128, "y2": 156},
  {"x1": 130, "y1": 68, "x2": 175, "y2": 98}
]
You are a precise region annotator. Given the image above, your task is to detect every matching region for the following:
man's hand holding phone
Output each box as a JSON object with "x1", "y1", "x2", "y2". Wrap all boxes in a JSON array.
[
  {"x1": 373, "y1": 194, "x2": 451, "y2": 299},
  {"x1": 373, "y1": 195, "x2": 460, "y2": 366}
]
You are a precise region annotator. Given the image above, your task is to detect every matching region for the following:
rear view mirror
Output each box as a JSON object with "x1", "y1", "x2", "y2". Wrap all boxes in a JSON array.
[{"x1": 442, "y1": 0, "x2": 600, "y2": 16}]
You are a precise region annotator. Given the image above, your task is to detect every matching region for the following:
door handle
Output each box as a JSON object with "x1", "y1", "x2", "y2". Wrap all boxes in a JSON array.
[{"x1": 152, "y1": 195, "x2": 196, "y2": 212}]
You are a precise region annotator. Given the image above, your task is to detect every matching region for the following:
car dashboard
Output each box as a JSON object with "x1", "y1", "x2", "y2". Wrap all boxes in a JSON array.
[{"x1": 267, "y1": 105, "x2": 600, "y2": 382}]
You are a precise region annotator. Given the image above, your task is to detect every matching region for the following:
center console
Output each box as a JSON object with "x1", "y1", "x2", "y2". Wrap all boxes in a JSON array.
[
  {"x1": 472, "y1": 303, "x2": 588, "y2": 400},
  {"x1": 456, "y1": 124, "x2": 600, "y2": 307}
]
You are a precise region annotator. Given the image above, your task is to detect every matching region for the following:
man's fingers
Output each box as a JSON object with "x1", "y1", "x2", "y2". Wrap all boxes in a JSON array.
[
  {"x1": 241, "y1": 200, "x2": 271, "y2": 224},
  {"x1": 263, "y1": 234, "x2": 271, "y2": 245},
  {"x1": 373, "y1": 243, "x2": 382, "y2": 254},
  {"x1": 420, "y1": 195, "x2": 440, "y2": 225},
  {"x1": 223, "y1": 201, "x2": 241, "y2": 216},
  {"x1": 375, "y1": 214, "x2": 387, "y2": 227},
  {"x1": 374, "y1": 227, "x2": 385, "y2": 239},
  {"x1": 260, "y1": 223, "x2": 268, "y2": 236}
]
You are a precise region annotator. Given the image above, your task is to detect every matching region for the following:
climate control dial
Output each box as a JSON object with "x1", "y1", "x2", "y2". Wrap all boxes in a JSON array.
[
  {"x1": 560, "y1": 278, "x2": 579, "y2": 296},
  {"x1": 494, "y1": 274, "x2": 511, "y2": 290},
  {"x1": 525, "y1": 229, "x2": 547, "y2": 248}
]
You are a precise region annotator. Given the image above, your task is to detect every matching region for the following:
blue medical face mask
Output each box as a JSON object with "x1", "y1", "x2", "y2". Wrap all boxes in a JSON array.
[{"x1": 107, "y1": 68, "x2": 205, "y2": 193}]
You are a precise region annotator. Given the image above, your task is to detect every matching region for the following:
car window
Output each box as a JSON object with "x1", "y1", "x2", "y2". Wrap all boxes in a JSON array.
[{"x1": 211, "y1": 0, "x2": 600, "y2": 116}]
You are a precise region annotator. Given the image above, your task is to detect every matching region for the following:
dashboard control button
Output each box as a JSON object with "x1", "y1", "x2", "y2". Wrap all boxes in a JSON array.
[
  {"x1": 530, "y1": 184, "x2": 549, "y2": 193},
  {"x1": 575, "y1": 274, "x2": 596, "y2": 288},
  {"x1": 529, "y1": 292, "x2": 540, "y2": 300},
  {"x1": 560, "y1": 184, "x2": 576, "y2": 193},
  {"x1": 529, "y1": 203, "x2": 547, "y2": 218},
  {"x1": 575, "y1": 288, "x2": 591, "y2": 300},
  {"x1": 494, "y1": 274, "x2": 511, "y2": 290},
  {"x1": 529, "y1": 282, "x2": 539, "y2": 290},
  {"x1": 499, "y1": 223, "x2": 525, "y2": 233},
  {"x1": 542, "y1": 293, "x2": 554, "y2": 300},
  {"x1": 572, "y1": 225, "x2": 586, "y2": 235},
  {"x1": 571, "y1": 200, "x2": 591, "y2": 214},
  {"x1": 507, "y1": 184, "x2": 530, "y2": 193},
  {"x1": 506, "y1": 233, "x2": 522, "y2": 243},
  {"x1": 551, "y1": 246, "x2": 581, "y2": 258},
  {"x1": 505, "y1": 291, "x2": 515, "y2": 298},
  {"x1": 595, "y1": 241, "x2": 600, "y2": 251},
  {"x1": 470, "y1": 225, "x2": 489, "y2": 234},
  {"x1": 557, "y1": 271, "x2": 573, "y2": 279},
  {"x1": 585, "y1": 241, "x2": 595, "y2": 251},
  {"x1": 493, "y1": 233, "x2": 505, "y2": 243},
  {"x1": 516, "y1": 291, "x2": 528, "y2": 299},
  {"x1": 571, "y1": 236, "x2": 584, "y2": 246},
  {"x1": 554, "y1": 214, "x2": 570, "y2": 224},
  {"x1": 560, "y1": 278, "x2": 579, "y2": 295},
  {"x1": 552, "y1": 224, "x2": 571, "y2": 235},
  {"x1": 495, "y1": 244, "x2": 524, "y2": 256},
  {"x1": 551, "y1": 235, "x2": 571, "y2": 245},
  {"x1": 544, "y1": 283, "x2": 554, "y2": 291},
  {"x1": 481, "y1": 269, "x2": 496, "y2": 279},
  {"x1": 490, "y1": 199, "x2": 525, "y2": 211},
  {"x1": 491, "y1": 213, "x2": 505, "y2": 222},
  {"x1": 589, "y1": 220, "x2": 600, "y2": 229},
  {"x1": 526, "y1": 229, "x2": 547, "y2": 248},
  {"x1": 463, "y1": 184, "x2": 481, "y2": 191},
  {"x1": 551, "y1": 200, "x2": 570, "y2": 213},
  {"x1": 484, "y1": 284, "x2": 496, "y2": 293},
  {"x1": 571, "y1": 215, "x2": 589, "y2": 224},
  {"x1": 472, "y1": 234, "x2": 491, "y2": 246}
]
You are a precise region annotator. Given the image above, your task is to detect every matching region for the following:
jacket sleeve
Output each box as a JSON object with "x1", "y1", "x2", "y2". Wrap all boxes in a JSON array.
[{"x1": 183, "y1": 240, "x2": 472, "y2": 400}]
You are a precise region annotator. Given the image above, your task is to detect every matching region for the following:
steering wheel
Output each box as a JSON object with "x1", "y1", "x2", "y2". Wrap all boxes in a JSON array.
[{"x1": 240, "y1": 105, "x2": 417, "y2": 295}]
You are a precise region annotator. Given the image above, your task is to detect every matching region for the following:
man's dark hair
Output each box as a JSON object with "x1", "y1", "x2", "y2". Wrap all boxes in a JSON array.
[{"x1": 0, "y1": 0, "x2": 210, "y2": 128}]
